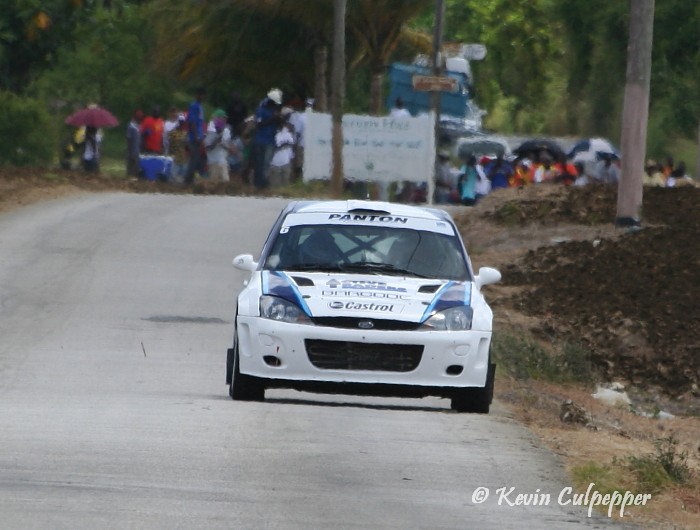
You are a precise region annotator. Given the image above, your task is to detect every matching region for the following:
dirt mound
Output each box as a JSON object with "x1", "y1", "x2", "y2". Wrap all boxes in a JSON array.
[
  {"x1": 0, "y1": 166, "x2": 257, "y2": 214},
  {"x1": 501, "y1": 186, "x2": 700, "y2": 397}
]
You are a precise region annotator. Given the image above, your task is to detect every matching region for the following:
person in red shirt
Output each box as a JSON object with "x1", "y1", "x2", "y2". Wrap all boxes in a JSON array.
[
  {"x1": 554, "y1": 154, "x2": 578, "y2": 185},
  {"x1": 140, "y1": 106, "x2": 165, "y2": 154}
]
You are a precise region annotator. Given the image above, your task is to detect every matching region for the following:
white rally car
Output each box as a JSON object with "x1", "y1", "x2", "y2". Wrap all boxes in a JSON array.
[{"x1": 226, "y1": 200, "x2": 501, "y2": 412}]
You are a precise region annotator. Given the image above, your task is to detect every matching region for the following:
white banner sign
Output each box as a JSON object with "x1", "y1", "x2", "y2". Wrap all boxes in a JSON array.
[{"x1": 304, "y1": 112, "x2": 435, "y2": 184}]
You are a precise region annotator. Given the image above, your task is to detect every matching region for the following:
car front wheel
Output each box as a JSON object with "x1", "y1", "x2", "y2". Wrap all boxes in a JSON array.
[
  {"x1": 450, "y1": 362, "x2": 495, "y2": 414},
  {"x1": 229, "y1": 340, "x2": 265, "y2": 402}
]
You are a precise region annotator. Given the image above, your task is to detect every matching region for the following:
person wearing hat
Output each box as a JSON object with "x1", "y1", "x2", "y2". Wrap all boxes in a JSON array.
[
  {"x1": 205, "y1": 109, "x2": 233, "y2": 183},
  {"x1": 251, "y1": 88, "x2": 283, "y2": 189}
]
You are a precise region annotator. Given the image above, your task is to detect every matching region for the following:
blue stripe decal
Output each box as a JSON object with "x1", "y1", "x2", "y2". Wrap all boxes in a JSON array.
[
  {"x1": 262, "y1": 271, "x2": 312, "y2": 316},
  {"x1": 420, "y1": 281, "x2": 472, "y2": 322},
  {"x1": 421, "y1": 281, "x2": 453, "y2": 322}
]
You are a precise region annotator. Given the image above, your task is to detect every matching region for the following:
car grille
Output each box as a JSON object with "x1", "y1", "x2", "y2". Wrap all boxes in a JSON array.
[
  {"x1": 305, "y1": 339, "x2": 423, "y2": 372},
  {"x1": 310, "y1": 317, "x2": 421, "y2": 331}
]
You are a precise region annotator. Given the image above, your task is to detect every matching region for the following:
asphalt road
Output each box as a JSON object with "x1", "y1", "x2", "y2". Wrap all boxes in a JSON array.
[{"x1": 0, "y1": 193, "x2": 628, "y2": 529}]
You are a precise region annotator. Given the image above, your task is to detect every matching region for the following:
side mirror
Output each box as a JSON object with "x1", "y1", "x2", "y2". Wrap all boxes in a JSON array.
[
  {"x1": 232, "y1": 254, "x2": 258, "y2": 272},
  {"x1": 475, "y1": 266, "x2": 501, "y2": 289}
]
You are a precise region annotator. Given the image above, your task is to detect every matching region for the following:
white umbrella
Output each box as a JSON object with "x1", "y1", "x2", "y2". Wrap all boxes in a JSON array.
[{"x1": 569, "y1": 137, "x2": 619, "y2": 163}]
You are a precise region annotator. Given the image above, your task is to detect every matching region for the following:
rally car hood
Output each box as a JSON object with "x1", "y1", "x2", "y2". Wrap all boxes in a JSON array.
[{"x1": 261, "y1": 271, "x2": 472, "y2": 323}]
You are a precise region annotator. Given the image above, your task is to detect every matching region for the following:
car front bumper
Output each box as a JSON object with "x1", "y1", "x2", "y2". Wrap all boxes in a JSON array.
[{"x1": 236, "y1": 315, "x2": 492, "y2": 388}]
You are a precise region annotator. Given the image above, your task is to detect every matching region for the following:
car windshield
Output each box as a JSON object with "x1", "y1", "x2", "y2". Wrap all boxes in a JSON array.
[{"x1": 263, "y1": 224, "x2": 470, "y2": 281}]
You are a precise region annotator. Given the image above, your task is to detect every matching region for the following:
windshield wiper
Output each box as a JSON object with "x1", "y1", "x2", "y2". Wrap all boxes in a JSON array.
[
  {"x1": 285, "y1": 262, "x2": 345, "y2": 272},
  {"x1": 338, "y1": 262, "x2": 431, "y2": 278}
]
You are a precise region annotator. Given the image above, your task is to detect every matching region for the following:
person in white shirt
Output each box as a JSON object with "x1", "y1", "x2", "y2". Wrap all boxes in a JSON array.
[
  {"x1": 82, "y1": 126, "x2": 102, "y2": 173},
  {"x1": 666, "y1": 161, "x2": 697, "y2": 188},
  {"x1": 162, "y1": 107, "x2": 179, "y2": 155},
  {"x1": 389, "y1": 97, "x2": 411, "y2": 118},
  {"x1": 205, "y1": 110, "x2": 232, "y2": 183},
  {"x1": 269, "y1": 112, "x2": 295, "y2": 188}
]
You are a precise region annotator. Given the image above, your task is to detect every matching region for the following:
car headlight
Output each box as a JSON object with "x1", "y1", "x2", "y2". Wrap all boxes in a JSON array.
[
  {"x1": 259, "y1": 295, "x2": 312, "y2": 324},
  {"x1": 420, "y1": 306, "x2": 473, "y2": 331}
]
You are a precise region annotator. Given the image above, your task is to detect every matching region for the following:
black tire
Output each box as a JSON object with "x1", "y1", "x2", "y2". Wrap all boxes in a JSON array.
[
  {"x1": 450, "y1": 362, "x2": 495, "y2": 414},
  {"x1": 226, "y1": 315, "x2": 238, "y2": 385},
  {"x1": 226, "y1": 347, "x2": 234, "y2": 385},
  {"x1": 229, "y1": 339, "x2": 265, "y2": 401}
]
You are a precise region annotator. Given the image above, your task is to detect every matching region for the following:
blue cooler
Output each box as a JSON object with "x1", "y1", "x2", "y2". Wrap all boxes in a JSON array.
[{"x1": 139, "y1": 155, "x2": 173, "y2": 181}]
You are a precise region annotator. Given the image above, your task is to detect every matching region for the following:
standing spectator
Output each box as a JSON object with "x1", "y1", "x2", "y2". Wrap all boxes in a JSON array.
[
  {"x1": 534, "y1": 154, "x2": 559, "y2": 183},
  {"x1": 485, "y1": 154, "x2": 513, "y2": 189},
  {"x1": 82, "y1": 126, "x2": 101, "y2": 173},
  {"x1": 474, "y1": 156, "x2": 491, "y2": 200},
  {"x1": 226, "y1": 91, "x2": 249, "y2": 135},
  {"x1": 389, "y1": 97, "x2": 411, "y2": 118},
  {"x1": 126, "y1": 110, "x2": 143, "y2": 177},
  {"x1": 251, "y1": 88, "x2": 282, "y2": 189},
  {"x1": 554, "y1": 154, "x2": 578, "y2": 185},
  {"x1": 163, "y1": 107, "x2": 180, "y2": 155},
  {"x1": 140, "y1": 106, "x2": 165, "y2": 154},
  {"x1": 205, "y1": 110, "x2": 232, "y2": 183},
  {"x1": 268, "y1": 108, "x2": 295, "y2": 188},
  {"x1": 168, "y1": 114, "x2": 188, "y2": 184},
  {"x1": 458, "y1": 155, "x2": 486, "y2": 206},
  {"x1": 185, "y1": 87, "x2": 206, "y2": 186},
  {"x1": 511, "y1": 159, "x2": 533, "y2": 187}
]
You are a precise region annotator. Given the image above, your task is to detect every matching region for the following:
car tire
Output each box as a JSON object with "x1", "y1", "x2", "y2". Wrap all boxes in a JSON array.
[
  {"x1": 226, "y1": 347, "x2": 234, "y2": 385},
  {"x1": 450, "y1": 362, "x2": 495, "y2": 414},
  {"x1": 229, "y1": 339, "x2": 265, "y2": 402},
  {"x1": 226, "y1": 314, "x2": 239, "y2": 385}
]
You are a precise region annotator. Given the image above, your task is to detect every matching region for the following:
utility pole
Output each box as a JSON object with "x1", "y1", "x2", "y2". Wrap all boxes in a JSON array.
[
  {"x1": 429, "y1": 0, "x2": 446, "y2": 205},
  {"x1": 330, "y1": 0, "x2": 346, "y2": 198},
  {"x1": 616, "y1": 0, "x2": 655, "y2": 226}
]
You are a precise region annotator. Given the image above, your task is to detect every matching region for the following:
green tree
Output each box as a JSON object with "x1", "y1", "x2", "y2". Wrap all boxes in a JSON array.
[
  {"x1": 347, "y1": 0, "x2": 433, "y2": 115},
  {"x1": 30, "y1": 5, "x2": 172, "y2": 123},
  {"x1": 148, "y1": 0, "x2": 433, "y2": 114},
  {"x1": 0, "y1": 0, "x2": 92, "y2": 93}
]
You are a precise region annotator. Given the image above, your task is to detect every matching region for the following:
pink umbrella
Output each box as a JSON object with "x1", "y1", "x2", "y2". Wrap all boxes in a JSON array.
[{"x1": 65, "y1": 106, "x2": 119, "y2": 128}]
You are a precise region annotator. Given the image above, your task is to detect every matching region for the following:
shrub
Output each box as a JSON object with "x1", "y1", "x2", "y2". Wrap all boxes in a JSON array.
[
  {"x1": 0, "y1": 91, "x2": 56, "y2": 166},
  {"x1": 492, "y1": 333, "x2": 596, "y2": 384}
]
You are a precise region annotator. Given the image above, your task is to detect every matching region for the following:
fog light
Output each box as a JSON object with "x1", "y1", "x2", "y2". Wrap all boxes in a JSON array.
[
  {"x1": 263, "y1": 355, "x2": 282, "y2": 367},
  {"x1": 446, "y1": 365, "x2": 463, "y2": 376}
]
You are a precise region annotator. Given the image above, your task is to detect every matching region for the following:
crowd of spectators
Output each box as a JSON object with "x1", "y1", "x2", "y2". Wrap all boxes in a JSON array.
[
  {"x1": 434, "y1": 148, "x2": 697, "y2": 206},
  {"x1": 125, "y1": 87, "x2": 311, "y2": 190}
]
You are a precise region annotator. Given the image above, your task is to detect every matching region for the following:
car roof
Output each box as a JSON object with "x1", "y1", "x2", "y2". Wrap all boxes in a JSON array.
[{"x1": 287, "y1": 200, "x2": 454, "y2": 223}]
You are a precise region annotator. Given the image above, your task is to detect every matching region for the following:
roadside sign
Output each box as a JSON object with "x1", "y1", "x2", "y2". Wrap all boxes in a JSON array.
[{"x1": 412, "y1": 75, "x2": 458, "y2": 93}]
